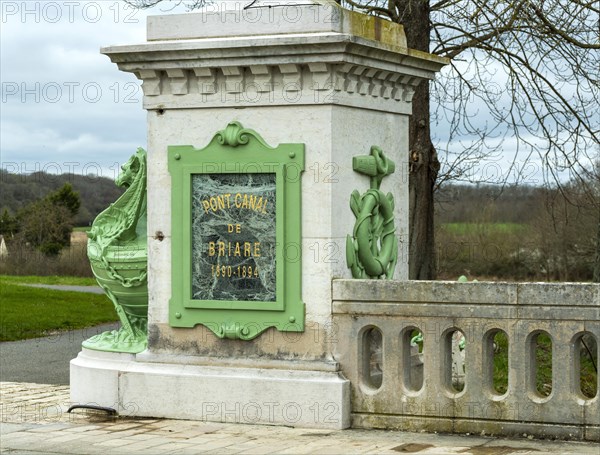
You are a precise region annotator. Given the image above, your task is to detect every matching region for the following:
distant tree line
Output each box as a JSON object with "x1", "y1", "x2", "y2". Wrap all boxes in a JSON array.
[
  {"x1": 0, "y1": 171, "x2": 123, "y2": 257},
  {"x1": 1, "y1": 168, "x2": 597, "y2": 280},
  {"x1": 436, "y1": 180, "x2": 598, "y2": 282},
  {"x1": 0, "y1": 170, "x2": 123, "y2": 227},
  {"x1": 0, "y1": 183, "x2": 81, "y2": 256}
]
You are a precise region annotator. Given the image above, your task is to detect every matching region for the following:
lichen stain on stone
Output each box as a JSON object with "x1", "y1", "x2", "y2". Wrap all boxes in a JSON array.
[
  {"x1": 147, "y1": 323, "x2": 160, "y2": 347},
  {"x1": 149, "y1": 324, "x2": 329, "y2": 361},
  {"x1": 390, "y1": 443, "x2": 434, "y2": 453},
  {"x1": 346, "y1": 10, "x2": 407, "y2": 48},
  {"x1": 464, "y1": 447, "x2": 539, "y2": 455}
]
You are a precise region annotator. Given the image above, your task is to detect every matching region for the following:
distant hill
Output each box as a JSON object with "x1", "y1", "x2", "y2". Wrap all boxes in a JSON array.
[
  {"x1": 0, "y1": 170, "x2": 124, "y2": 226},
  {"x1": 0, "y1": 172, "x2": 558, "y2": 229}
]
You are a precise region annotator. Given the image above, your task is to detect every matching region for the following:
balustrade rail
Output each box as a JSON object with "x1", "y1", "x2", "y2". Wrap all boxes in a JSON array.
[{"x1": 332, "y1": 280, "x2": 599, "y2": 441}]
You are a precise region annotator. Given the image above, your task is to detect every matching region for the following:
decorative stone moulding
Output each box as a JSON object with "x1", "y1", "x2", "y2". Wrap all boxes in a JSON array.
[
  {"x1": 128, "y1": 64, "x2": 423, "y2": 112},
  {"x1": 101, "y1": 6, "x2": 447, "y2": 114}
]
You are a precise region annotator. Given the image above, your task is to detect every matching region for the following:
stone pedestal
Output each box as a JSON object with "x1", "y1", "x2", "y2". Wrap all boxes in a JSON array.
[{"x1": 71, "y1": 1, "x2": 445, "y2": 429}]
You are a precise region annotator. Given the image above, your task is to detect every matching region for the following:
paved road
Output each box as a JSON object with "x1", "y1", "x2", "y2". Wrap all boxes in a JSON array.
[
  {"x1": 1, "y1": 283, "x2": 116, "y2": 385},
  {"x1": 17, "y1": 284, "x2": 105, "y2": 294},
  {"x1": 0, "y1": 323, "x2": 119, "y2": 385}
]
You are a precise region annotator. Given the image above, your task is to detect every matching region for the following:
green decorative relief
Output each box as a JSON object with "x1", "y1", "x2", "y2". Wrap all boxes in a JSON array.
[
  {"x1": 169, "y1": 121, "x2": 305, "y2": 340},
  {"x1": 346, "y1": 146, "x2": 398, "y2": 279},
  {"x1": 84, "y1": 148, "x2": 148, "y2": 353}
]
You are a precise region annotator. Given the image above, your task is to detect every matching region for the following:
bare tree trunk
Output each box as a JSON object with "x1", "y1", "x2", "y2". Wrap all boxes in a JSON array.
[
  {"x1": 403, "y1": 0, "x2": 440, "y2": 280},
  {"x1": 594, "y1": 207, "x2": 600, "y2": 282}
]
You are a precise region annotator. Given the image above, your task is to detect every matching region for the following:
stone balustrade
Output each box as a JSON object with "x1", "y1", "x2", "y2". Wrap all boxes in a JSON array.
[{"x1": 332, "y1": 280, "x2": 599, "y2": 441}]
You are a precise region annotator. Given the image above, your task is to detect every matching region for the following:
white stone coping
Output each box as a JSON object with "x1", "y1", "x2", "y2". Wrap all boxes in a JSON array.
[
  {"x1": 333, "y1": 279, "x2": 600, "y2": 307},
  {"x1": 332, "y1": 282, "x2": 600, "y2": 320},
  {"x1": 102, "y1": 33, "x2": 446, "y2": 75},
  {"x1": 101, "y1": 33, "x2": 445, "y2": 112},
  {"x1": 145, "y1": 2, "x2": 409, "y2": 49}
]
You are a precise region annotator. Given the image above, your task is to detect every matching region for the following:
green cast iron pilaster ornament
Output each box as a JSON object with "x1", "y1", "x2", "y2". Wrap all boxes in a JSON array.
[
  {"x1": 346, "y1": 146, "x2": 398, "y2": 279},
  {"x1": 169, "y1": 121, "x2": 304, "y2": 340},
  {"x1": 84, "y1": 148, "x2": 148, "y2": 353}
]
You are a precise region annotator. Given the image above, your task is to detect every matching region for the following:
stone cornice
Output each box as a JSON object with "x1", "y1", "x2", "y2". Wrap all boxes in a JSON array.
[
  {"x1": 102, "y1": 33, "x2": 447, "y2": 113},
  {"x1": 102, "y1": 33, "x2": 446, "y2": 73}
]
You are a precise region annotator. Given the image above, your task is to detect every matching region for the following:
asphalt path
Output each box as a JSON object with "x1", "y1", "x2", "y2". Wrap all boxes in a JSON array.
[
  {"x1": 0, "y1": 322, "x2": 120, "y2": 385},
  {"x1": 16, "y1": 284, "x2": 105, "y2": 294},
  {"x1": 1, "y1": 283, "x2": 118, "y2": 385}
]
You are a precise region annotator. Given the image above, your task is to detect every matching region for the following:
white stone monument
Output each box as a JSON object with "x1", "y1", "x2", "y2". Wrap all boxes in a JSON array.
[{"x1": 71, "y1": 0, "x2": 445, "y2": 429}]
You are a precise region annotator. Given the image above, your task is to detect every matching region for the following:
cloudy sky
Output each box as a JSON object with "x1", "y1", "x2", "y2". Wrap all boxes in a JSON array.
[
  {"x1": 1, "y1": 0, "x2": 189, "y2": 181},
  {"x1": 1, "y1": 1, "x2": 589, "y2": 185}
]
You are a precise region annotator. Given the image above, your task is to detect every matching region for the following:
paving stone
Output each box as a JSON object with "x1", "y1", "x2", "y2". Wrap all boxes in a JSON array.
[
  {"x1": 102, "y1": 422, "x2": 145, "y2": 431},
  {"x1": 122, "y1": 433, "x2": 162, "y2": 441},
  {"x1": 161, "y1": 442, "x2": 202, "y2": 454},
  {"x1": 94, "y1": 439, "x2": 131, "y2": 447},
  {"x1": 119, "y1": 438, "x2": 180, "y2": 452},
  {"x1": 60, "y1": 424, "x2": 103, "y2": 433},
  {"x1": 192, "y1": 435, "x2": 253, "y2": 452},
  {"x1": 2, "y1": 382, "x2": 600, "y2": 454}
]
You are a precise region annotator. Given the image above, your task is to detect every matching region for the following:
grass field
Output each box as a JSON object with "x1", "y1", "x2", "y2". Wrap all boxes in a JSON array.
[
  {"x1": 0, "y1": 242, "x2": 93, "y2": 277},
  {"x1": 0, "y1": 275, "x2": 97, "y2": 286},
  {"x1": 436, "y1": 222, "x2": 540, "y2": 281},
  {"x1": 0, "y1": 276, "x2": 116, "y2": 342},
  {"x1": 440, "y1": 222, "x2": 528, "y2": 235}
]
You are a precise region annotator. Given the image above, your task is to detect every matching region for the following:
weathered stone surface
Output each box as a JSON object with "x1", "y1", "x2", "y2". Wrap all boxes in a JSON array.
[
  {"x1": 333, "y1": 279, "x2": 600, "y2": 441},
  {"x1": 72, "y1": 2, "x2": 444, "y2": 430},
  {"x1": 71, "y1": 348, "x2": 350, "y2": 429},
  {"x1": 147, "y1": 2, "x2": 409, "y2": 49}
]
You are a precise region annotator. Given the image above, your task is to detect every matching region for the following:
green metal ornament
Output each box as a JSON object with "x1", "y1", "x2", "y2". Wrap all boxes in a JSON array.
[
  {"x1": 168, "y1": 121, "x2": 305, "y2": 340},
  {"x1": 346, "y1": 146, "x2": 398, "y2": 279},
  {"x1": 84, "y1": 148, "x2": 148, "y2": 353}
]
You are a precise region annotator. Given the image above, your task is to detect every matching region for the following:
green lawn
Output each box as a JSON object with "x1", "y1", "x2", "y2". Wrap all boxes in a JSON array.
[
  {"x1": 0, "y1": 275, "x2": 97, "y2": 286},
  {"x1": 73, "y1": 226, "x2": 91, "y2": 233},
  {"x1": 441, "y1": 222, "x2": 527, "y2": 235},
  {"x1": 0, "y1": 277, "x2": 116, "y2": 342}
]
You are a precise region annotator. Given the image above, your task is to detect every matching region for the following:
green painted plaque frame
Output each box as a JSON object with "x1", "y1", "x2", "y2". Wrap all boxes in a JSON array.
[{"x1": 168, "y1": 121, "x2": 305, "y2": 340}]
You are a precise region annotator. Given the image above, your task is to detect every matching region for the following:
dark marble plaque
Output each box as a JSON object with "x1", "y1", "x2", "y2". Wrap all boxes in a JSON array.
[{"x1": 191, "y1": 173, "x2": 276, "y2": 301}]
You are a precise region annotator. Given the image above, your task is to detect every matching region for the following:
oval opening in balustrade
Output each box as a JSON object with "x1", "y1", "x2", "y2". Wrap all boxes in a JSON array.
[
  {"x1": 361, "y1": 326, "x2": 383, "y2": 390},
  {"x1": 573, "y1": 332, "x2": 598, "y2": 399},
  {"x1": 443, "y1": 329, "x2": 466, "y2": 393},
  {"x1": 528, "y1": 331, "x2": 553, "y2": 398},
  {"x1": 485, "y1": 329, "x2": 509, "y2": 395},
  {"x1": 401, "y1": 327, "x2": 424, "y2": 392}
]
